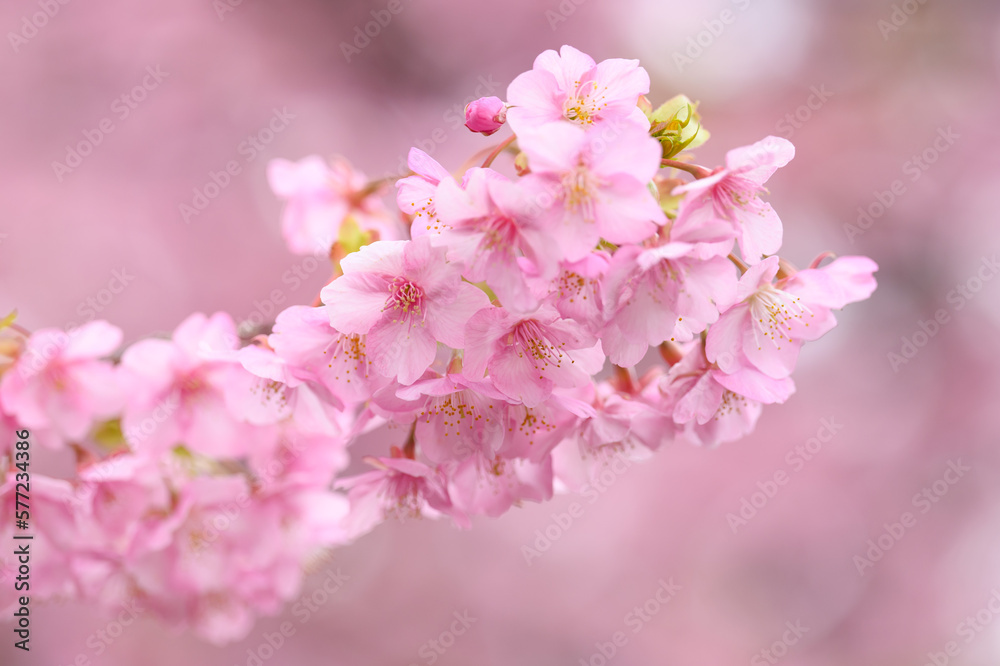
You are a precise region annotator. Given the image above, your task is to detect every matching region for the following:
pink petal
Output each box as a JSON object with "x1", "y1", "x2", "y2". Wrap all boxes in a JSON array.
[
  {"x1": 725, "y1": 136, "x2": 795, "y2": 185},
  {"x1": 489, "y1": 348, "x2": 552, "y2": 408},
  {"x1": 735, "y1": 201, "x2": 783, "y2": 265},
  {"x1": 366, "y1": 318, "x2": 437, "y2": 386},
  {"x1": 323, "y1": 273, "x2": 391, "y2": 335},
  {"x1": 742, "y1": 326, "x2": 801, "y2": 379},
  {"x1": 712, "y1": 367, "x2": 795, "y2": 404},
  {"x1": 406, "y1": 147, "x2": 451, "y2": 183},
  {"x1": 63, "y1": 321, "x2": 123, "y2": 360},
  {"x1": 426, "y1": 284, "x2": 491, "y2": 349},
  {"x1": 704, "y1": 307, "x2": 746, "y2": 373},
  {"x1": 338, "y1": 239, "x2": 406, "y2": 276}
]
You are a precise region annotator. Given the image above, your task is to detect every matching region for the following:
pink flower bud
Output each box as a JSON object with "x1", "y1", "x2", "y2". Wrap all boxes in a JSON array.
[{"x1": 464, "y1": 96, "x2": 507, "y2": 136}]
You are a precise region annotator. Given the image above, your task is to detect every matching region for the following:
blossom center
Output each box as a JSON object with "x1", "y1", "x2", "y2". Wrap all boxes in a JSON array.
[
  {"x1": 481, "y1": 214, "x2": 520, "y2": 252},
  {"x1": 323, "y1": 333, "x2": 370, "y2": 383},
  {"x1": 560, "y1": 165, "x2": 601, "y2": 222},
  {"x1": 748, "y1": 285, "x2": 813, "y2": 349},
  {"x1": 563, "y1": 81, "x2": 607, "y2": 125},
  {"x1": 384, "y1": 277, "x2": 425, "y2": 322},
  {"x1": 509, "y1": 320, "x2": 569, "y2": 374}
]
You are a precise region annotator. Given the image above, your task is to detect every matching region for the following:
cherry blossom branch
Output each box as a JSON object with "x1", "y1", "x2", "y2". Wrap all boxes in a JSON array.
[
  {"x1": 660, "y1": 158, "x2": 712, "y2": 179},
  {"x1": 481, "y1": 134, "x2": 516, "y2": 168}
]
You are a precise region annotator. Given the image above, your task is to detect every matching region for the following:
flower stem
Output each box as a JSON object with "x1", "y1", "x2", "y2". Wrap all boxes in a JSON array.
[
  {"x1": 611, "y1": 365, "x2": 638, "y2": 395},
  {"x1": 660, "y1": 159, "x2": 712, "y2": 179},
  {"x1": 481, "y1": 135, "x2": 516, "y2": 169},
  {"x1": 659, "y1": 341, "x2": 684, "y2": 366}
]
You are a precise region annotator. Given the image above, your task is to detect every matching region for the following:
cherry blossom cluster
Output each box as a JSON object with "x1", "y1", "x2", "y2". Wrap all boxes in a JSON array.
[{"x1": 0, "y1": 45, "x2": 876, "y2": 643}]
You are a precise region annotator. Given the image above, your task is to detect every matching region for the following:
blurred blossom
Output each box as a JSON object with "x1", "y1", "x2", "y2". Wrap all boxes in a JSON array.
[{"x1": 0, "y1": 0, "x2": 998, "y2": 665}]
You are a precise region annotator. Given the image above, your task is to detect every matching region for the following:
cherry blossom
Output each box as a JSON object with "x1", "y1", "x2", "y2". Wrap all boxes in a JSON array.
[
  {"x1": 433, "y1": 167, "x2": 561, "y2": 311},
  {"x1": 0, "y1": 321, "x2": 123, "y2": 449},
  {"x1": 518, "y1": 121, "x2": 665, "y2": 261},
  {"x1": 672, "y1": 135, "x2": 795, "y2": 265},
  {"x1": 0, "y1": 45, "x2": 880, "y2": 644},
  {"x1": 464, "y1": 96, "x2": 508, "y2": 136},
  {"x1": 268, "y1": 155, "x2": 398, "y2": 256},
  {"x1": 506, "y1": 45, "x2": 650, "y2": 133},
  {"x1": 464, "y1": 304, "x2": 604, "y2": 408},
  {"x1": 321, "y1": 236, "x2": 491, "y2": 384}
]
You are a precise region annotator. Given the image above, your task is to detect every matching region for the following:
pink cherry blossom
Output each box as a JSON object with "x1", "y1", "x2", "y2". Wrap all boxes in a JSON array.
[
  {"x1": 268, "y1": 155, "x2": 398, "y2": 256},
  {"x1": 118, "y1": 312, "x2": 272, "y2": 457},
  {"x1": 551, "y1": 377, "x2": 677, "y2": 491},
  {"x1": 705, "y1": 255, "x2": 878, "y2": 380},
  {"x1": 0, "y1": 44, "x2": 886, "y2": 645},
  {"x1": 268, "y1": 304, "x2": 386, "y2": 405},
  {"x1": 433, "y1": 167, "x2": 562, "y2": 311},
  {"x1": 393, "y1": 372, "x2": 510, "y2": 464},
  {"x1": 464, "y1": 304, "x2": 604, "y2": 408},
  {"x1": 544, "y1": 251, "x2": 611, "y2": 335},
  {"x1": 321, "y1": 236, "x2": 491, "y2": 384},
  {"x1": 336, "y1": 456, "x2": 464, "y2": 536},
  {"x1": 601, "y1": 238, "x2": 737, "y2": 367},
  {"x1": 124, "y1": 473, "x2": 349, "y2": 643},
  {"x1": 784, "y1": 255, "x2": 880, "y2": 309},
  {"x1": 396, "y1": 147, "x2": 455, "y2": 238},
  {"x1": 74, "y1": 453, "x2": 173, "y2": 558},
  {"x1": 506, "y1": 45, "x2": 650, "y2": 133},
  {"x1": 464, "y1": 96, "x2": 507, "y2": 136},
  {"x1": 658, "y1": 342, "x2": 787, "y2": 447},
  {"x1": 244, "y1": 426, "x2": 350, "y2": 494},
  {"x1": 0, "y1": 320, "x2": 123, "y2": 448},
  {"x1": 518, "y1": 121, "x2": 666, "y2": 261},
  {"x1": 447, "y1": 452, "x2": 554, "y2": 518},
  {"x1": 498, "y1": 388, "x2": 594, "y2": 462},
  {"x1": 672, "y1": 136, "x2": 795, "y2": 264},
  {"x1": 229, "y1": 344, "x2": 350, "y2": 443}
]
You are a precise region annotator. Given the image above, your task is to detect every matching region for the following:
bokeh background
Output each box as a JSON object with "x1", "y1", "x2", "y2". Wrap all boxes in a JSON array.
[{"x1": 3, "y1": 0, "x2": 1000, "y2": 664}]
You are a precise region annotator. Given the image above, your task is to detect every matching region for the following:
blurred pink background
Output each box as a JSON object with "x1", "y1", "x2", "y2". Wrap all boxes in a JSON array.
[{"x1": 3, "y1": 0, "x2": 1000, "y2": 664}]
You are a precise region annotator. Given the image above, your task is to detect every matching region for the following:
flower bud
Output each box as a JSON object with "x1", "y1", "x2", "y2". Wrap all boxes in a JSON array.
[
  {"x1": 464, "y1": 96, "x2": 508, "y2": 136},
  {"x1": 647, "y1": 95, "x2": 710, "y2": 159}
]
